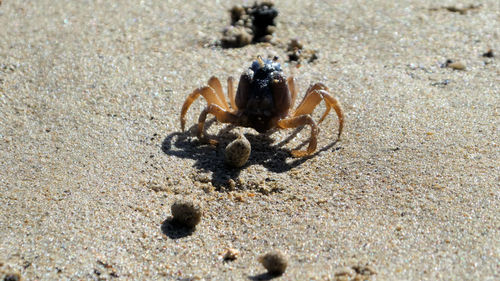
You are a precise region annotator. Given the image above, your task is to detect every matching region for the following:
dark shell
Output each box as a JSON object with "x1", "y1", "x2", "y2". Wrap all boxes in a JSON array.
[{"x1": 235, "y1": 58, "x2": 291, "y2": 133}]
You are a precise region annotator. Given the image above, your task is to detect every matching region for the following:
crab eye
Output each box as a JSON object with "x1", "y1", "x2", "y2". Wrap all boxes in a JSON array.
[{"x1": 251, "y1": 60, "x2": 261, "y2": 72}]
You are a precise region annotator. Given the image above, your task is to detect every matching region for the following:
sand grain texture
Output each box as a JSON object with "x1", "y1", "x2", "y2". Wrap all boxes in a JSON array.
[{"x1": 0, "y1": 0, "x2": 499, "y2": 280}]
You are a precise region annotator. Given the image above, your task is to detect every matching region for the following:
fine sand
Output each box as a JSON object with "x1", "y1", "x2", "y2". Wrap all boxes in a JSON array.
[{"x1": 0, "y1": 0, "x2": 499, "y2": 280}]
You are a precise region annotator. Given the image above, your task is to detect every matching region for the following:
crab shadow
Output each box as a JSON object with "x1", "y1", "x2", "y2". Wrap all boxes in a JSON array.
[{"x1": 161, "y1": 120, "x2": 339, "y2": 189}]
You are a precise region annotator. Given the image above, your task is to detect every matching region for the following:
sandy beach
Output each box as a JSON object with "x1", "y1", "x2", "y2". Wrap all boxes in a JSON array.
[{"x1": 0, "y1": 0, "x2": 498, "y2": 280}]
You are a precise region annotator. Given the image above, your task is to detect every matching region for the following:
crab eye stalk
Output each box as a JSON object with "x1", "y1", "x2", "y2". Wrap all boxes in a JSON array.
[
  {"x1": 257, "y1": 55, "x2": 264, "y2": 67},
  {"x1": 250, "y1": 55, "x2": 282, "y2": 74}
]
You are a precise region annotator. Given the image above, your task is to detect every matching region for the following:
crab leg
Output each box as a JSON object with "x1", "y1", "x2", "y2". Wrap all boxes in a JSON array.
[
  {"x1": 292, "y1": 83, "x2": 328, "y2": 116},
  {"x1": 227, "y1": 76, "x2": 237, "y2": 111},
  {"x1": 287, "y1": 76, "x2": 298, "y2": 109},
  {"x1": 292, "y1": 84, "x2": 344, "y2": 137},
  {"x1": 318, "y1": 90, "x2": 343, "y2": 136},
  {"x1": 198, "y1": 104, "x2": 240, "y2": 145},
  {"x1": 277, "y1": 115, "x2": 318, "y2": 157},
  {"x1": 207, "y1": 76, "x2": 230, "y2": 110},
  {"x1": 180, "y1": 86, "x2": 226, "y2": 131}
]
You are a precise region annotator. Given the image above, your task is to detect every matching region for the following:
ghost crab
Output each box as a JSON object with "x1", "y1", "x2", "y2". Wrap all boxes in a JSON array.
[{"x1": 180, "y1": 56, "x2": 344, "y2": 157}]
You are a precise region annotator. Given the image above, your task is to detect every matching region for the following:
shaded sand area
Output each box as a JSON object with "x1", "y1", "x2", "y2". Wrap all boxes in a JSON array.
[{"x1": 0, "y1": 0, "x2": 498, "y2": 280}]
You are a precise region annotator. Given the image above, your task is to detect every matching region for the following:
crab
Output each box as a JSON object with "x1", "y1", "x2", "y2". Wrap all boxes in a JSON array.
[{"x1": 180, "y1": 56, "x2": 344, "y2": 157}]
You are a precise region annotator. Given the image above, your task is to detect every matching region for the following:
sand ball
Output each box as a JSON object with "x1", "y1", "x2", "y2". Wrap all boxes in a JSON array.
[
  {"x1": 225, "y1": 134, "x2": 251, "y2": 167},
  {"x1": 171, "y1": 199, "x2": 203, "y2": 228},
  {"x1": 448, "y1": 61, "x2": 466, "y2": 70},
  {"x1": 258, "y1": 250, "x2": 288, "y2": 275}
]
